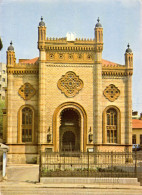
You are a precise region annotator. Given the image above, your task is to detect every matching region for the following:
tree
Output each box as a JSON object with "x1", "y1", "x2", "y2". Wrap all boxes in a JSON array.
[{"x1": 0, "y1": 37, "x2": 3, "y2": 51}]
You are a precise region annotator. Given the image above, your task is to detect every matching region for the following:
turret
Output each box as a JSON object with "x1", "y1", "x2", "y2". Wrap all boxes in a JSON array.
[
  {"x1": 38, "y1": 17, "x2": 46, "y2": 50},
  {"x1": 94, "y1": 17, "x2": 103, "y2": 44},
  {"x1": 125, "y1": 43, "x2": 133, "y2": 68},
  {"x1": 6, "y1": 41, "x2": 16, "y2": 67}
]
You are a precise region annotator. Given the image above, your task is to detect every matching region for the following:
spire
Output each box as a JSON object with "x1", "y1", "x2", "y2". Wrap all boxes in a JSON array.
[{"x1": 97, "y1": 17, "x2": 100, "y2": 23}]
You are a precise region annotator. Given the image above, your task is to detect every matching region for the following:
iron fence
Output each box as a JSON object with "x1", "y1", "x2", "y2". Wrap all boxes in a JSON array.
[
  {"x1": 0, "y1": 150, "x2": 3, "y2": 181},
  {"x1": 40, "y1": 151, "x2": 142, "y2": 178}
]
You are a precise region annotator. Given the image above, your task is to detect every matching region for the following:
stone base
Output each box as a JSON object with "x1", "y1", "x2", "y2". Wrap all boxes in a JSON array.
[
  {"x1": 7, "y1": 153, "x2": 38, "y2": 164},
  {"x1": 40, "y1": 177, "x2": 140, "y2": 185}
]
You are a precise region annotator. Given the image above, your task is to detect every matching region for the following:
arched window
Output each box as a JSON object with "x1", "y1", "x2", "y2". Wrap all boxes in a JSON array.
[
  {"x1": 18, "y1": 106, "x2": 34, "y2": 143},
  {"x1": 106, "y1": 109, "x2": 117, "y2": 143},
  {"x1": 103, "y1": 106, "x2": 121, "y2": 144}
]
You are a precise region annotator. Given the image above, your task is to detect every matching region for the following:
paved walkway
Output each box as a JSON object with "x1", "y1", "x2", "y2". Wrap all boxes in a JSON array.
[
  {"x1": 0, "y1": 164, "x2": 141, "y2": 194},
  {"x1": 0, "y1": 181, "x2": 142, "y2": 195}
]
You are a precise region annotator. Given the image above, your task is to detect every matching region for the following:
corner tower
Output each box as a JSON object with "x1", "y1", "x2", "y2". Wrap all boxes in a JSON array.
[
  {"x1": 38, "y1": 17, "x2": 47, "y2": 150},
  {"x1": 38, "y1": 16, "x2": 46, "y2": 50},
  {"x1": 125, "y1": 44, "x2": 133, "y2": 150},
  {"x1": 7, "y1": 41, "x2": 16, "y2": 67},
  {"x1": 125, "y1": 44, "x2": 133, "y2": 68},
  {"x1": 93, "y1": 18, "x2": 103, "y2": 149},
  {"x1": 6, "y1": 42, "x2": 16, "y2": 144}
]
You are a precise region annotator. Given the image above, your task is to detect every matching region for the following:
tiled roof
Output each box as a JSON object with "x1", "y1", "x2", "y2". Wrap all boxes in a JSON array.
[
  {"x1": 132, "y1": 119, "x2": 142, "y2": 129},
  {"x1": 19, "y1": 57, "x2": 122, "y2": 67},
  {"x1": 20, "y1": 57, "x2": 39, "y2": 64},
  {"x1": 102, "y1": 59, "x2": 122, "y2": 67}
]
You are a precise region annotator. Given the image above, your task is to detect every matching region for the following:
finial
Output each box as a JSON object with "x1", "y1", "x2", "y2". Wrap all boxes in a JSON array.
[
  {"x1": 41, "y1": 16, "x2": 43, "y2": 21},
  {"x1": 97, "y1": 17, "x2": 100, "y2": 23},
  {"x1": 126, "y1": 43, "x2": 132, "y2": 53},
  {"x1": 10, "y1": 41, "x2": 13, "y2": 45}
]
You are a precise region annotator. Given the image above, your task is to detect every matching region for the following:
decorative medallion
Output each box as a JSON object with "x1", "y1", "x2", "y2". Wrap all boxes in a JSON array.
[
  {"x1": 78, "y1": 53, "x2": 83, "y2": 59},
  {"x1": 68, "y1": 53, "x2": 73, "y2": 60},
  {"x1": 58, "y1": 53, "x2": 64, "y2": 59},
  {"x1": 57, "y1": 71, "x2": 83, "y2": 97},
  {"x1": 103, "y1": 84, "x2": 120, "y2": 102},
  {"x1": 18, "y1": 83, "x2": 36, "y2": 100},
  {"x1": 49, "y1": 53, "x2": 55, "y2": 59},
  {"x1": 87, "y1": 54, "x2": 92, "y2": 60}
]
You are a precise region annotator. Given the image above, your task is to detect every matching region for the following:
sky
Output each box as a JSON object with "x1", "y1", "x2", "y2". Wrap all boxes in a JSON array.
[{"x1": 0, "y1": 0, "x2": 142, "y2": 114}]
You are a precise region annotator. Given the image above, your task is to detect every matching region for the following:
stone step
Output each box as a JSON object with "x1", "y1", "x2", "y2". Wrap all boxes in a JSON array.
[{"x1": 40, "y1": 177, "x2": 140, "y2": 185}]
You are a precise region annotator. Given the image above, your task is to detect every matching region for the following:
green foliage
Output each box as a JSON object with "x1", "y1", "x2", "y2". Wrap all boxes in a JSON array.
[
  {"x1": 0, "y1": 37, "x2": 3, "y2": 51},
  {"x1": 0, "y1": 100, "x2": 5, "y2": 114}
]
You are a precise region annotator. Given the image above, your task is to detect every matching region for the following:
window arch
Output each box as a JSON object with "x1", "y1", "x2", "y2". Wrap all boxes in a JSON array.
[
  {"x1": 18, "y1": 105, "x2": 34, "y2": 143},
  {"x1": 103, "y1": 106, "x2": 121, "y2": 144}
]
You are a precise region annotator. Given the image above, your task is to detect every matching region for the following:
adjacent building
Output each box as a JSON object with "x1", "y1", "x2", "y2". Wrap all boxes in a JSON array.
[
  {"x1": 0, "y1": 63, "x2": 7, "y2": 100},
  {"x1": 132, "y1": 112, "x2": 142, "y2": 145},
  {"x1": 3, "y1": 17, "x2": 133, "y2": 163}
]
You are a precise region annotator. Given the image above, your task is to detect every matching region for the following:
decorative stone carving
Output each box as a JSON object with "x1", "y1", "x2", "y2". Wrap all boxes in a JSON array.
[
  {"x1": 49, "y1": 53, "x2": 55, "y2": 59},
  {"x1": 57, "y1": 71, "x2": 83, "y2": 97},
  {"x1": 103, "y1": 84, "x2": 120, "y2": 102},
  {"x1": 18, "y1": 83, "x2": 36, "y2": 100},
  {"x1": 68, "y1": 53, "x2": 73, "y2": 60}
]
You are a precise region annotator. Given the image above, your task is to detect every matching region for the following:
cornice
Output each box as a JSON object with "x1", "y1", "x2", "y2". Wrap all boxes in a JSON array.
[
  {"x1": 7, "y1": 61, "x2": 133, "y2": 76},
  {"x1": 102, "y1": 70, "x2": 133, "y2": 76},
  {"x1": 7, "y1": 63, "x2": 38, "y2": 74},
  {"x1": 7, "y1": 69, "x2": 39, "y2": 74}
]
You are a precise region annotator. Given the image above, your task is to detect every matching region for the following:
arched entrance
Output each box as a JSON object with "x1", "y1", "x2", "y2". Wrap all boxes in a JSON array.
[
  {"x1": 53, "y1": 102, "x2": 87, "y2": 152},
  {"x1": 60, "y1": 108, "x2": 80, "y2": 152}
]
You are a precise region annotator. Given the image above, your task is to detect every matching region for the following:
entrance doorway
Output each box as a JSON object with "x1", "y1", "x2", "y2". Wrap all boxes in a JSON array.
[{"x1": 60, "y1": 108, "x2": 80, "y2": 152}]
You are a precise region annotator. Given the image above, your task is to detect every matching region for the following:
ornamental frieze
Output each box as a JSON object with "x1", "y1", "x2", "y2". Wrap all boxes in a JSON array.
[
  {"x1": 57, "y1": 71, "x2": 83, "y2": 97},
  {"x1": 18, "y1": 83, "x2": 36, "y2": 100},
  {"x1": 103, "y1": 84, "x2": 120, "y2": 102}
]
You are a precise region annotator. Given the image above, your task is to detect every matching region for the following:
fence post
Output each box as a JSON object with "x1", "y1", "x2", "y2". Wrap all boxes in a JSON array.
[
  {"x1": 135, "y1": 149, "x2": 137, "y2": 177},
  {"x1": 39, "y1": 147, "x2": 42, "y2": 182},
  {"x1": 88, "y1": 150, "x2": 90, "y2": 177}
]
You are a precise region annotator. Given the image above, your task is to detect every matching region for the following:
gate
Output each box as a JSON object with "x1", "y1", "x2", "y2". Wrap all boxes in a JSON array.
[{"x1": 40, "y1": 151, "x2": 142, "y2": 178}]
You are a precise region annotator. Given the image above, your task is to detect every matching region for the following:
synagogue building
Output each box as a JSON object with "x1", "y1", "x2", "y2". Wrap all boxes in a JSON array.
[{"x1": 3, "y1": 17, "x2": 133, "y2": 163}]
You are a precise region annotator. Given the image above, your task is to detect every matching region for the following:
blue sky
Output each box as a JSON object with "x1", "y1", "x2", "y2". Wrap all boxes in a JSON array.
[{"x1": 0, "y1": 0, "x2": 142, "y2": 114}]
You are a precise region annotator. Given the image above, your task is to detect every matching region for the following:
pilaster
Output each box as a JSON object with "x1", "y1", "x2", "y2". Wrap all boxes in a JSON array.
[
  {"x1": 6, "y1": 74, "x2": 14, "y2": 144},
  {"x1": 38, "y1": 50, "x2": 46, "y2": 145}
]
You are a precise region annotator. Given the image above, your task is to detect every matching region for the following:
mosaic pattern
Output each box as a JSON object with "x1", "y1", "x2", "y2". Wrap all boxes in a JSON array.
[
  {"x1": 103, "y1": 84, "x2": 120, "y2": 102},
  {"x1": 18, "y1": 83, "x2": 36, "y2": 100},
  {"x1": 57, "y1": 71, "x2": 83, "y2": 97}
]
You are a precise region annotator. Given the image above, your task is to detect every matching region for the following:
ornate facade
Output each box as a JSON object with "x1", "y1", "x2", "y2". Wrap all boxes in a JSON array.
[{"x1": 3, "y1": 17, "x2": 133, "y2": 163}]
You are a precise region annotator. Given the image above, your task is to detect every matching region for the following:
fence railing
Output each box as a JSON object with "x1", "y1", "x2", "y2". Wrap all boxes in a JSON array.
[
  {"x1": 40, "y1": 151, "x2": 142, "y2": 178},
  {"x1": 0, "y1": 150, "x2": 3, "y2": 181}
]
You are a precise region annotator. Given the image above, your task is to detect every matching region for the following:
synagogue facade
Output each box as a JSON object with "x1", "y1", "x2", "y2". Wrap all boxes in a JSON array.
[{"x1": 3, "y1": 17, "x2": 133, "y2": 163}]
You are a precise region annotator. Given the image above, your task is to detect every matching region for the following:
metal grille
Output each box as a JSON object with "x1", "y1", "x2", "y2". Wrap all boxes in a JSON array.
[{"x1": 40, "y1": 151, "x2": 142, "y2": 178}]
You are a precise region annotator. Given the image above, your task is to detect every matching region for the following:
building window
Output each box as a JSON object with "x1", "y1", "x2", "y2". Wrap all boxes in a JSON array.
[
  {"x1": 103, "y1": 106, "x2": 120, "y2": 144},
  {"x1": 2, "y1": 78, "x2": 5, "y2": 82},
  {"x1": 106, "y1": 108, "x2": 117, "y2": 143},
  {"x1": 2, "y1": 70, "x2": 5, "y2": 74},
  {"x1": 132, "y1": 134, "x2": 136, "y2": 144},
  {"x1": 140, "y1": 135, "x2": 142, "y2": 145},
  {"x1": 21, "y1": 107, "x2": 33, "y2": 142}
]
